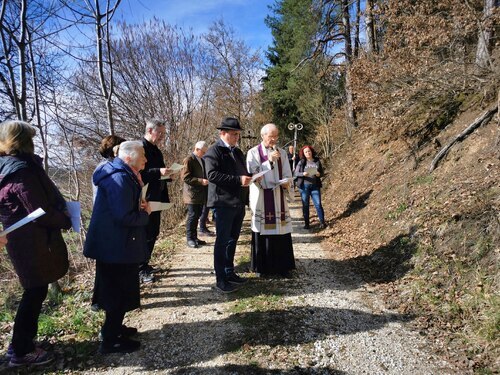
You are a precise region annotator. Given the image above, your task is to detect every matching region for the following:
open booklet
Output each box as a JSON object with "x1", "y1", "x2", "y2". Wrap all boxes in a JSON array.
[
  {"x1": 65, "y1": 201, "x2": 81, "y2": 233},
  {"x1": 272, "y1": 178, "x2": 292, "y2": 190},
  {"x1": 304, "y1": 166, "x2": 318, "y2": 175},
  {"x1": 0, "y1": 208, "x2": 46, "y2": 236},
  {"x1": 160, "y1": 162, "x2": 183, "y2": 179},
  {"x1": 141, "y1": 183, "x2": 172, "y2": 212},
  {"x1": 251, "y1": 169, "x2": 271, "y2": 182}
]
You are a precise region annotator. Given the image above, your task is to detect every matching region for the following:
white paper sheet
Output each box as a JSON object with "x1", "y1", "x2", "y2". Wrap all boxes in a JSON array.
[
  {"x1": 251, "y1": 169, "x2": 271, "y2": 182},
  {"x1": 304, "y1": 167, "x2": 318, "y2": 175},
  {"x1": 65, "y1": 201, "x2": 81, "y2": 233},
  {"x1": 149, "y1": 201, "x2": 172, "y2": 212},
  {"x1": 272, "y1": 178, "x2": 291, "y2": 190},
  {"x1": 160, "y1": 163, "x2": 184, "y2": 179},
  {"x1": 142, "y1": 183, "x2": 149, "y2": 200},
  {"x1": 0, "y1": 208, "x2": 46, "y2": 236},
  {"x1": 170, "y1": 162, "x2": 183, "y2": 171}
]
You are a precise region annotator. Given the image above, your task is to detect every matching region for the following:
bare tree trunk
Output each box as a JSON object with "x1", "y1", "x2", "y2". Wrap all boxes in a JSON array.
[
  {"x1": 94, "y1": 0, "x2": 115, "y2": 134},
  {"x1": 365, "y1": 0, "x2": 378, "y2": 54},
  {"x1": 342, "y1": 0, "x2": 357, "y2": 131},
  {"x1": 27, "y1": 30, "x2": 49, "y2": 171},
  {"x1": 353, "y1": 0, "x2": 361, "y2": 58},
  {"x1": 0, "y1": 0, "x2": 21, "y2": 118},
  {"x1": 17, "y1": 0, "x2": 28, "y2": 120},
  {"x1": 475, "y1": 0, "x2": 497, "y2": 68}
]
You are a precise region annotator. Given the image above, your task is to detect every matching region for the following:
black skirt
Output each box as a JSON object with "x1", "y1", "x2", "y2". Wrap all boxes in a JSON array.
[
  {"x1": 93, "y1": 262, "x2": 140, "y2": 313},
  {"x1": 251, "y1": 232, "x2": 295, "y2": 275}
]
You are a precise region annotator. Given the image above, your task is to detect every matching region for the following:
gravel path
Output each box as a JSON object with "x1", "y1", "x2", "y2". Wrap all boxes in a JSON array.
[{"x1": 89, "y1": 199, "x2": 456, "y2": 374}]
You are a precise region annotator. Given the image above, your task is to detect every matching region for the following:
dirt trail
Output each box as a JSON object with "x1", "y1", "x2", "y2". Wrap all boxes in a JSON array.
[{"x1": 91, "y1": 199, "x2": 456, "y2": 374}]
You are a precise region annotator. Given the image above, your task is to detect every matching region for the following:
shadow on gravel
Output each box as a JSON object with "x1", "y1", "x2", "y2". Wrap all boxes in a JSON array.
[
  {"x1": 119, "y1": 306, "x2": 406, "y2": 371},
  {"x1": 170, "y1": 364, "x2": 348, "y2": 374},
  {"x1": 140, "y1": 232, "x2": 416, "y2": 310}
]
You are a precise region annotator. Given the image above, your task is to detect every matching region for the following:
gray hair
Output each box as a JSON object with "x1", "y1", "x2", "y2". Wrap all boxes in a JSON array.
[
  {"x1": 118, "y1": 140, "x2": 143, "y2": 162},
  {"x1": 260, "y1": 123, "x2": 278, "y2": 136},
  {"x1": 194, "y1": 140, "x2": 207, "y2": 150},
  {"x1": 145, "y1": 119, "x2": 165, "y2": 134}
]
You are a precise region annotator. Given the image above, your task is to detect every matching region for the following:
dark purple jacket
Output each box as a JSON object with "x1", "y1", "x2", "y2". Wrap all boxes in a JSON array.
[{"x1": 0, "y1": 154, "x2": 71, "y2": 288}]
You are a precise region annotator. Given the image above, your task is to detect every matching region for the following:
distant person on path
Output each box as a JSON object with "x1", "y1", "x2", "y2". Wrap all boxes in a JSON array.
[
  {"x1": 0, "y1": 120, "x2": 72, "y2": 367},
  {"x1": 84, "y1": 141, "x2": 151, "y2": 354},
  {"x1": 294, "y1": 145, "x2": 326, "y2": 230},
  {"x1": 287, "y1": 144, "x2": 298, "y2": 173},
  {"x1": 246, "y1": 123, "x2": 295, "y2": 277},
  {"x1": 140, "y1": 119, "x2": 172, "y2": 283},
  {"x1": 93, "y1": 135, "x2": 126, "y2": 202},
  {"x1": 204, "y1": 117, "x2": 252, "y2": 293},
  {"x1": 181, "y1": 141, "x2": 209, "y2": 248}
]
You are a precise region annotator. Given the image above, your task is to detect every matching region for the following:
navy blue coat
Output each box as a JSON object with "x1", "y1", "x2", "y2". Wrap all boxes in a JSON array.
[{"x1": 84, "y1": 157, "x2": 149, "y2": 264}]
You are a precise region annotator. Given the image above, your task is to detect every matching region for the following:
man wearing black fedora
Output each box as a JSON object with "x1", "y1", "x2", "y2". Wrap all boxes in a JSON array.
[{"x1": 204, "y1": 117, "x2": 252, "y2": 293}]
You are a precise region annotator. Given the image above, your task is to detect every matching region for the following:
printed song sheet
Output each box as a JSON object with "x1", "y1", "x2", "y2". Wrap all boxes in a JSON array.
[{"x1": 0, "y1": 208, "x2": 46, "y2": 236}]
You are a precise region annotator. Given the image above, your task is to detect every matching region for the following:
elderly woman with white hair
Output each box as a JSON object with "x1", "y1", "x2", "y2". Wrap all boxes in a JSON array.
[
  {"x1": 84, "y1": 140, "x2": 151, "y2": 354},
  {"x1": 246, "y1": 123, "x2": 296, "y2": 278}
]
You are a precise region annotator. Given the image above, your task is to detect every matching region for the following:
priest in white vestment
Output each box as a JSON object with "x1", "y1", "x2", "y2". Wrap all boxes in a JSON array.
[{"x1": 246, "y1": 123, "x2": 296, "y2": 277}]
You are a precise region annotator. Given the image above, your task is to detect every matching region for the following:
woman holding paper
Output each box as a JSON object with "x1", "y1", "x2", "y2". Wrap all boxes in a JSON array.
[
  {"x1": 295, "y1": 145, "x2": 326, "y2": 230},
  {"x1": 84, "y1": 140, "x2": 150, "y2": 354},
  {"x1": 246, "y1": 123, "x2": 295, "y2": 277},
  {"x1": 0, "y1": 120, "x2": 71, "y2": 367}
]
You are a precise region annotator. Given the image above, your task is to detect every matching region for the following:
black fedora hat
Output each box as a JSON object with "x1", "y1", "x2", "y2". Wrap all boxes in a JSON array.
[{"x1": 217, "y1": 117, "x2": 243, "y2": 131}]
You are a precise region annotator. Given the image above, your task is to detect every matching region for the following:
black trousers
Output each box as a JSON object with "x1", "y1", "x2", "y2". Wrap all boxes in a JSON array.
[
  {"x1": 141, "y1": 211, "x2": 161, "y2": 270},
  {"x1": 199, "y1": 205, "x2": 210, "y2": 230},
  {"x1": 12, "y1": 284, "x2": 48, "y2": 356},
  {"x1": 101, "y1": 310, "x2": 126, "y2": 342},
  {"x1": 186, "y1": 204, "x2": 203, "y2": 241}
]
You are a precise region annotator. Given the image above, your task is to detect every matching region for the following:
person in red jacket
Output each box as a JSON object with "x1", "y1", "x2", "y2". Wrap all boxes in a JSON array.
[{"x1": 0, "y1": 120, "x2": 71, "y2": 367}]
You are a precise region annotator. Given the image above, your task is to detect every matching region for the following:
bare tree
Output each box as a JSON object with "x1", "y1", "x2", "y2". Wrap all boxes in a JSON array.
[
  {"x1": 341, "y1": 0, "x2": 357, "y2": 131},
  {"x1": 0, "y1": 0, "x2": 28, "y2": 120},
  {"x1": 365, "y1": 0, "x2": 378, "y2": 54},
  {"x1": 353, "y1": 0, "x2": 361, "y2": 58},
  {"x1": 61, "y1": 0, "x2": 122, "y2": 135},
  {"x1": 475, "y1": 0, "x2": 498, "y2": 69},
  {"x1": 203, "y1": 19, "x2": 262, "y2": 124}
]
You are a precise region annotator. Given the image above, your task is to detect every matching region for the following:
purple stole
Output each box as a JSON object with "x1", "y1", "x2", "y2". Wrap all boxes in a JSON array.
[{"x1": 258, "y1": 144, "x2": 286, "y2": 230}]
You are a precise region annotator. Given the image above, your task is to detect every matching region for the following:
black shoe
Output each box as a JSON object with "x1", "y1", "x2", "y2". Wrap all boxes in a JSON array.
[
  {"x1": 139, "y1": 270, "x2": 154, "y2": 284},
  {"x1": 98, "y1": 325, "x2": 138, "y2": 341},
  {"x1": 196, "y1": 239, "x2": 207, "y2": 246},
  {"x1": 187, "y1": 240, "x2": 198, "y2": 248},
  {"x1": 226, "y1": 273, "x2": 248, "y2": 284},
  {"x1": 99, "y1": 337, "x2": 140, "y2": 354},
  {"x1": 146, "y1": 265, "x2": 161, "y2": 274},
  {"x1": 216, "y1": 281, "x2": 239, "y2": 293},
  {"x1": 319, "y1": 222, "x2": 327, "y2": 229},
  {"x1": 199, "y1": 228, "x2": 215, "y2": 237},
  {"x1": 303, "y1": 224, "x2": 310, "y2": 229},
  {"x1": 120, "y1": 325, "x2": 138, "y2": 338}
]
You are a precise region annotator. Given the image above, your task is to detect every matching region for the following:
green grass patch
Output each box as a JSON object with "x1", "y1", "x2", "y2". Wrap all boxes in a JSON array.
[
  {"x1": 385, "y1": 202, "x2": 408, "y2": 220},
  {"x1": 413, "y1": 174, "x2": 434, "y2": 185}
]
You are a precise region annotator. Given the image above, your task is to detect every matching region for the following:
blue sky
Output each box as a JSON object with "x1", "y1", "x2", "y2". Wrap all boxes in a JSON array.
[{"x1": 115, "y1": 0, "x2": 276, "y2": 53}]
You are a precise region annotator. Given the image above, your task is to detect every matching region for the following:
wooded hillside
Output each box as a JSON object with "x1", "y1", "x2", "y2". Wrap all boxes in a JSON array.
[{"x1": 0, "y1": 0, "x2": 498, "y2": 372}]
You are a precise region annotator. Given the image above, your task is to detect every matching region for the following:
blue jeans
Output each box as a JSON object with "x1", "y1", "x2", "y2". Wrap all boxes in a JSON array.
[
  {"x1": 299, "y1": 184, "x2": 325, "y2": 225},
  {"x1": 212, "y1": 206, "x2": 246, "y2": 282}
]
